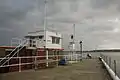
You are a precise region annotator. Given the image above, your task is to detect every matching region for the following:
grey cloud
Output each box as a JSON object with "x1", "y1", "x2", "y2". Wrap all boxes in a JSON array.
[
  {"x1": 86, "y1": 26, "x2": 114, "y2": 33},
  {"x1": 1, "y1": 0, "x2": 120, "y2": 50},
  {"x1": 90, "y1": 0, "x2": 120, "y2": 10}
]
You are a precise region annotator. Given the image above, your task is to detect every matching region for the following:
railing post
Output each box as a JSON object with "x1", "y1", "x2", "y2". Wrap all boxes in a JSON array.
[
  {"x1": 56, "y1": 51, "x2": 58, "y2": 67},
  {"x1": 19, "y1": 57, "x2": 21, "y2": 72},
  {"x1": 109, "y1": 57, "x2": 111, "y2": 67},
  {"x1": 105, "y1": 56, "x2": 106, "y2": 61},
  {"x1": 100, "y1": 53, "x2": 102, "y2": 58},
  {"x1": 106, "y1": 56, "x2": 108, "y2": 64},
  {"x1": 35, "y1": 56, "x2": 37, "y2": 70},
  {"x1": 114, "y1": 60, "x2": 117, "y2": 76},
  {"x1": 103, "y1": 55, "x2": 104, "y2": 60},
  {"x1": 76, "y1": 54, "x2": 77, "y2": 62},
  {"x1": 46, "y1": 50, "x2": 48, "y2": 67}
]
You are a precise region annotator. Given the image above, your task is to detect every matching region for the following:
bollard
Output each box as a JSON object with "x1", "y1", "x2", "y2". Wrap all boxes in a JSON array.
[{"x1": 114, "y1": 60, "x2": 117, "y2": 76}]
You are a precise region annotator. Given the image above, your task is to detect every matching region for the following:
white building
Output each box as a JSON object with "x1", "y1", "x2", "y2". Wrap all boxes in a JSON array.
[{"x1": 25, "y1": 30, "x2": 63, "y2": 50}]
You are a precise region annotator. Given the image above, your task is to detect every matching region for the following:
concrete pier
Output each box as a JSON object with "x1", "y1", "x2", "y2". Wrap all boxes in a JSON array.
[{"x1": 0, "y1": 59, "x2": 112, "y2": 80}]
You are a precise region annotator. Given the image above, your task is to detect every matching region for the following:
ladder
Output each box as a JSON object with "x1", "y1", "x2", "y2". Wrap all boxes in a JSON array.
[{"x1": 0, "y1": 39, "x2": 28, "y2": 67}]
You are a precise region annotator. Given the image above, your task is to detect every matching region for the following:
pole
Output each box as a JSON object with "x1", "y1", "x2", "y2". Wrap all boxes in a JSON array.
[
  {"x1": 44, "y1": 0, "x2": 47, "y2": 47},
  {"x1": 73, "y1": 24, "x2": 75, "y2": 43},
  {"x1": 114, "y1": 60, "x2": 117, "y2": 76},
  {"x1": 72, "y1": 24, "x2": 75, "y2": 61},
  {"x1": 44, "y1": 0, "x2": 47, "y2": 35},
  {"x1": 44, "y1": 0, "x2": 48, "y2": 67},
  {"x1": 46, "y1": 50, "x2": 48, "y2": 67},
  {"x1": 80, "y1": 41, "x2": 82, "y2": 61}
]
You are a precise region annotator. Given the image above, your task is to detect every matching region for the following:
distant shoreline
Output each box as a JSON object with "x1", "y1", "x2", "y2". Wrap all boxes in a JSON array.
[
  {"x1": 84, "y1": 49, "x2": 120, "y2": 52},
  {"x1": 64, "y1": 50, "x2": 120, "y2": 52}
]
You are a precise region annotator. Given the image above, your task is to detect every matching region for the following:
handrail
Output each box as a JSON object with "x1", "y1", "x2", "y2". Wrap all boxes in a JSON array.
[
  {"x1": 100, "y1": 57, "x2": 120, "y2": 80},
  {"x1": 0, "y1": 39, "x2": 27, "y2": 63},
  {"x1": 0, "y1": 39, "x2": 27, "y2": 66},
  {"x1": 0, "y1": 54, "x2": 79, "y2": 68}
]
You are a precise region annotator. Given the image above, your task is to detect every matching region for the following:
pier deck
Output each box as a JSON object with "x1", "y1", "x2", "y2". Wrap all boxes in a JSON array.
[{"x1": 0, "y1": 59, "x2": 112, "y2": 80}]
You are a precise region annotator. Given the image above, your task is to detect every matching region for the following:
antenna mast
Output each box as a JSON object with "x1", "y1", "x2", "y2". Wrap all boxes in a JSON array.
[{"x1": 44, "y1": 0, "x2": 47, "y2": 46}]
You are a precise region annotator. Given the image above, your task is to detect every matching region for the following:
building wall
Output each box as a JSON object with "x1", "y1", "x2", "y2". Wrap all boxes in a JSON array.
[
  {"x1": 45, "y1": 31, "x2": 62, "y2": 49},
  {"x1": 26, "y1": 30, "x2": 62, "y2": 49},
  {"x1": 27, "y1": 30, "x2": 44, "y2": 36}
]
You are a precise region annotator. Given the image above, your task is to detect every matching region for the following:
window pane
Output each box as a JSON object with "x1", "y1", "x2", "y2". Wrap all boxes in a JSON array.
[
  {"x1": 39, "y1": 36, "x2": 43, "y2": 39},
  {"x1": 52, "y1": 37, "x2": 55, "y2": 44},
  {"x1": 56, "y1": 38, "x2": 60, "y2": 44}
]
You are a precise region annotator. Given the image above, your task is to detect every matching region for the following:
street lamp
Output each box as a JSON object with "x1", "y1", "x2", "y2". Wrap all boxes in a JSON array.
[{"x1": 79, "y1": 41, "x2": 82, "y2": 61}]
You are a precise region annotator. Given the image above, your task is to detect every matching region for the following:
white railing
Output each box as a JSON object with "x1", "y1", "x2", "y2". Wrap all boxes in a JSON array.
[
  {"x1": 0, "y1": 39, "x2": 27, "y2": 67},
  {"x1": 25, "y1": 38, "x2": 44, "y2": 48},
  {"x1": 11, "y1": 38, "x2": 22, "y2": 47},
  {"x1": 100, "y1": 54, "x2": 120, "y2": 80},
  {"x1": 0, "y1": 54, "x2": 80, "y2": 68}
]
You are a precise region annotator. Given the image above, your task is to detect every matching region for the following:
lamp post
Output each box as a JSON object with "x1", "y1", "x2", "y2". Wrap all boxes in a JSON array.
[{"x1": 79, "y1": 41, "x2": 82, "y2": 61}]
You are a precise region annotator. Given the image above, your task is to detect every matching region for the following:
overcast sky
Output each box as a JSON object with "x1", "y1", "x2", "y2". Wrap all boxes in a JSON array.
[{"x1": 1, "y1": 0, "x2": 120, "y2": 50}]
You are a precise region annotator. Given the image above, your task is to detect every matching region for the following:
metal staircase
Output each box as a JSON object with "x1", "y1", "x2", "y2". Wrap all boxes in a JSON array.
[{"x1": 0, "y1": 39, "x2": 28, "y2": 67}]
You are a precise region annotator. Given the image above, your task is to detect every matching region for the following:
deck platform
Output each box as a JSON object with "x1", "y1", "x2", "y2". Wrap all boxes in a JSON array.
[{"x1": 0, "y1": 59, "x2": 112, "y2": 80}]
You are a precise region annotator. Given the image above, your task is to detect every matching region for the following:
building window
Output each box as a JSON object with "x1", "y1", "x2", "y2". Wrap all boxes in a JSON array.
[
  {"x1": 52, "y1": 37, "x2": 56, "y2": 44},
  {"x1": 52, "y1": 37, "x2": 60, "y2": 44},
  {"x1": 39, "y1": 36, "x2": 43, "y2": 39},
  {"x1": 56, "y1": 38, "x2": 60, "y2": 44}
]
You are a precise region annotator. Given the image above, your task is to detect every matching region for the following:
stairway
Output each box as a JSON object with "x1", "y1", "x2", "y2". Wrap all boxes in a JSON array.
[{"x1": 0, "y1": 39, "x2": 28, "y2": 68}]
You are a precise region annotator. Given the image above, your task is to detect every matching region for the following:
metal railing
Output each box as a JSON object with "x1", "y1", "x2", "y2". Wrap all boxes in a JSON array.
[
  {"x1": 0, "y1": 39, "x2": 27, "y2": 67},
  {"x1": 0, "y1": 54, "x2": 81, "y2": 72},
  {"x1": 100, "y1": 54, "x2": 120, "y2": 78}
]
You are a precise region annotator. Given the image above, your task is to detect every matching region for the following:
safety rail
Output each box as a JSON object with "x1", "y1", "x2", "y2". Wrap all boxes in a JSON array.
[
  {"x1": 0, "y1": 39, "x2": 28, "y2": 67},
  {"x1": 100, "y1": 54, "x2": 120, "y2": 79},
  {"x1": 0, "y1": 54, "x2": 80, "y2": 68}
]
